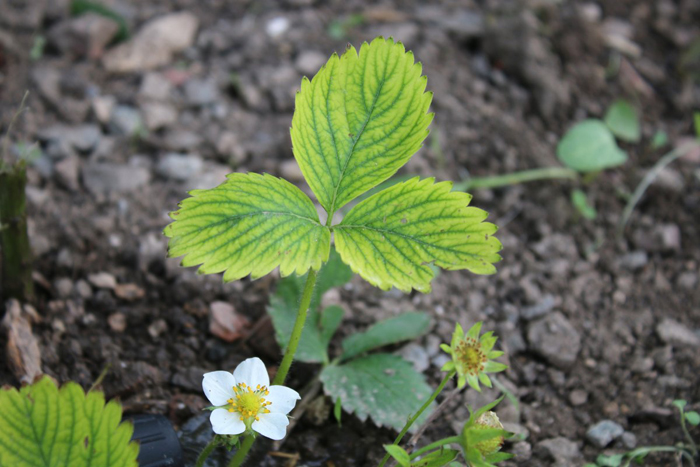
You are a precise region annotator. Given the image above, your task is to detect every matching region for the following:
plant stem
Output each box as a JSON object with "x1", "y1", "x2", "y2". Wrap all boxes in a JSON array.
[
  {"x1": 195, "y1": 437, "x2": 219, "y2": 467},
  {"x1": 617, "y1": 141, "x2": 700, "y2": 237},
  {"x1": 0, "y1": 163, "x2": 34, "y2": 304},
  {"x1": 378, "y1": 372, "x2": 454, "y2": 467},
  {"x1": 408, "y1": 436, "x2": 461, "y2": 460},
  {"x1": 228, "y1": 269, "x2": 319, "y2": 466},
  {"x1": 453, "y1": 167, "x2": 579, "y2": 191}
]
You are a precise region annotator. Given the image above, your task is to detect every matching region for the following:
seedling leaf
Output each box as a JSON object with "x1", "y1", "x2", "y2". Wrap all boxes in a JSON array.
[
  {"x1": 0, "y1": 376, "x2": 138, "y2": 467},
  {"x1": 604, "y1": 100, "x2": 641, "y2": 143},
  {"x1": 164, "y1": 172, "x2": 330, "y2": 281},
  {"x1": 341, "y1": 311, "x2": 431, "y2": 360},
  {"x1": 334, "y1": 177, "x2": 501, "y2": 293},
  {"x1": 412, "y1": 448, "x2": 459, "y2": 467},
  {"x1": 291, "y1": 36, "x2": 433, "y2": 215},
  {"x1": 557, "y1": 119, "x2": 628, "y2": 172},
  {"x1": 685, "y1": 411, "x2": 700, "y2": 426},
  {"x1": 384, "y1": 445, "x2": 411, "y2": 467},
  {"x1": 268, "y1": 248, "x2": 352, "y2": 363},
  {"x1": 571, "y1": 189, "x2": 597, "y2": 220},
  {"x1": 320, "y1": 353, "x2": 435, "y2": 431}
]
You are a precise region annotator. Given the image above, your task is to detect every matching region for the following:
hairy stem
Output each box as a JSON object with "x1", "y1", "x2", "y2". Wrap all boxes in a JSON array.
[
  {"x1": 228, "y1": 269, "x2": 319, "y2": 467},
  {"x1": 378, "y1": 372, "x2": 454, "y2": 467},
  {"x1": 453, "y1": 167, "x2": 579, "y2": 191},
  {"x1": 195, "y1": 437, "x2": 219, "y2": 467},
  {"x1": 0, "y1": 163, "x2": 34, "y2": 304},
  {"x1": 409, "y1": 436, "x2": 461, "y2": 460}
]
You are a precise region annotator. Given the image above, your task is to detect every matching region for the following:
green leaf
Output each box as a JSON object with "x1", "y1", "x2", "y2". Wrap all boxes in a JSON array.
[
  {"x1": 673, "y1": 399, "x2": 688, "y2": 411},
  {"x1": 685, "y1": 411, "x2": 700, "y2": 426},
  {"x1": 651, "y1": 130, "x2": 668, "y2": 149},
  {"x1": 596, "y1": 454, "x2": 623, "y2": 467},
  {"x1": 604, "y1": 100, "x2": 641, "y2": 143},
  {"x1": 320, "y1": 354, "x2": 435, "y2": 431},
  {"x1": 268, "y1": 248, "x2": 352, "y2": 363},
  {"x1": 484, "y1": 452, "x2": 514, "y2": 463},
  {"x1": 412, "y1": 448, "x2": 459, "y2": 466},
  {"x1": 557, "y1": 119, "x2": 628, "y2": 173},
  {"x1": 571, "y1": 189, "x2": 597, "y2": 220},
  {"x1": 0, "y1": 376, "x2": 138, "y2": 467},
  {"x1": 694, "y1": 112, "x2": 700, "y2": 139},
  {"x1": 334, "y1": 397, "x2": 342, "y2": 426},
  {"x1": 334, "y1": 177, "x2": 501, "y2": 293},
  {"x1": 291, "y1": 36, "x2": 433, "y2": 216},
  {"x1": 341, "y1": 311, "x2": 431, "y2": 360},
  {"x1": 385, "y1": 445, "x2": 411, "y2": 467},
  {"x1": 164, "y1": 172, "x2": 330, "y2": 281}
]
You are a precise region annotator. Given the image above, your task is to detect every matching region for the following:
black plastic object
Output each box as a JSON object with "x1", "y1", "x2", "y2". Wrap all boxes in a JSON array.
[{"x1": 128, "y1": 414, "x2": 185, "y2": 467}]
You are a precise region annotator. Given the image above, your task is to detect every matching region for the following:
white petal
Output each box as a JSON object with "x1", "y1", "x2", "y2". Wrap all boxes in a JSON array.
[
  {"x1": 252, "y1": 413, "x2": 289, "y2": 440},
  {"x1": 233, "y1": 357, "x2": 270, "y2": 388},
  {"x1": 202, "y1": 371, "x2": 236, "y2": 406},
  {"x1": 266, "y1": 385, "x2": 301, "y2": 415},
  {"x1": 210, "y1": 409, "x2": 245, "y2": 435}
]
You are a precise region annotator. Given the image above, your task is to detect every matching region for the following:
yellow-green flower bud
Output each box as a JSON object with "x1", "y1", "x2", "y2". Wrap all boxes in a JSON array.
[{"x1": 473, "y1": 411, "x2": 504, "y2": 456}]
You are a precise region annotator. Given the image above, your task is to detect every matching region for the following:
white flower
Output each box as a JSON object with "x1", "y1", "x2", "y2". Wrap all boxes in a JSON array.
[{"x1": 202, "y1": 357, "x2": 300, "y2": 440}]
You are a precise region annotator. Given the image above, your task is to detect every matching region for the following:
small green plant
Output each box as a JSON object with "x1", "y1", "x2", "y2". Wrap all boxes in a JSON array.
[
  {"x1": 0, "y1": 376, "x2": 139, "y2": 466},
  {"x1": 584, "y1": 400, "x2": 698, "y2": 467},
  {"x1": 166, "y1": 37, "x2": 502, "y2": 466}
]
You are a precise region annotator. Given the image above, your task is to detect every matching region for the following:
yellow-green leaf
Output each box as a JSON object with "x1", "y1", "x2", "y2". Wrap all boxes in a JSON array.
[
  {"x1": 291, "y1": 36, "x2": 433, "y2": 216},
  {"x1": 334, "y1": 177, "x2": 501, "y2": 293},
  {"x1": 164, "y1": 172, "x2": 330, "y2": 281},
  {"x1": 0, "y1": 376, "x2": 138, "y2": 467}
]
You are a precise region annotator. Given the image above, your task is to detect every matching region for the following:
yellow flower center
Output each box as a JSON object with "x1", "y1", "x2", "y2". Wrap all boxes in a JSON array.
[
  {"x1": 226, "y1": 382, "x2": 271, "y2": 422},
  {"x1": 455, "y1": 337, "x2": 486, "y2": 375}
]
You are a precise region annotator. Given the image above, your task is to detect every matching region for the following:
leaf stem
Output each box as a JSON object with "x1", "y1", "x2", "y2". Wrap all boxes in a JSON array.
[
  {"x1": 228, "y1": 268, "x2": 319, "y2": 467},
  {"x1": 617, "y1": 141, "x2": 700, "y2": 237},
  {"x1": 408, "y1": 436, "x2": 461, "y2": 460},
  {"x1": 377, "y1": 372, "x2": 454, "y2": 467},
  {"x1": 195, "y1": 437, "x2": 219, "y2": 467},
  {"x1": 453, "y1": 167, "x2": 579, "y2": 191}
]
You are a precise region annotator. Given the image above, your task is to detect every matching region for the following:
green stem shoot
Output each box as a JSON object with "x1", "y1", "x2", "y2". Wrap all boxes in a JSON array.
[
  {"x1": 378, "y1": 372, "x2": 454, "y2": 467},
  {"x1": 195, "y1": 437, "x2": 219, "y2": 467},
  {"x1": 409, "y1": 436, "x2": 461, "y2": 460},
  {"x1": 453, "y1": 167, "x2": 579, "y2": 191},
  {"x1": 228, "y1": 268, "x2": 319, "y2": 467}
]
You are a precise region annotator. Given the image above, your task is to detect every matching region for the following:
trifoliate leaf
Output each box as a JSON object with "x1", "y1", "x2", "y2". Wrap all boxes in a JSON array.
[
  {"x1": 320, "y1": 353, "x2": 435, "y2": 432},
  {"x1": 557, "y1": 120, "x2": 628, "y2": 173},
  {"x1": 268, "y1": 248, "x2": 352, "y2": 363},
  {"x1": 164, "y1": 172, "x2": 330, "y2": 281},
  {"x1": 412, "y1": 448, "x2": 459, "y2": 467},
  {"x1": 341, "y1": 311, "x2": 431, "y2": 360},
  {"x1": 334, "y1": 177, "x2": 501, "y2": 293},
  {"x1": 0, "y1": 376, "x2": 138, "y2": 467},
  {"x1": 291, "y1": 36, "x2": 433, "y2": 216},
  {"x1": 604, "y1": 99, "x2": 641, "y2": 143}
]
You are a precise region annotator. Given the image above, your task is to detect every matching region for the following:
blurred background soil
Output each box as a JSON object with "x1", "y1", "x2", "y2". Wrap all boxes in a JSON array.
[{"x1": 0, "y1": 0, "x2": 699, "y2": 465}]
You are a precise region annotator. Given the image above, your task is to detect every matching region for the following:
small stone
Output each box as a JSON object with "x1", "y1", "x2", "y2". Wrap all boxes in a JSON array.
[
  {"x1": 172, "y1": 366, "x2": 209, "y2": 392},
  {"x1": 103, "y1": 12, "x2": 199, "y2": 73},
  {"x1": 88, "y1": 272, "x2": 117, "y2": 289},
  {"x1": 139, "y1": 73, "x2": 173, "y2": 101},
  {"x1": 437, "y1": 10, "x2": 484, "y2": 41},
  {"x1": 653, "y1": 167, "x2": 684, "y2": 192},
  {"x1": 527, "y1": 312, "x2": 581, "y2": 370},
  {"x1": 569, "y1": 389, "x2": 588, "y2": 406},
  {"x1": 677, "y1": 272, "x2": 698, "y2": 290},
  {"x1": 48, "y1": 13, "x2": 119, "y2": 59},
  {"x1": 82, "y1": 162, "x2": 151, "y2": 195},
  {"x1": 114, "y1": 283, "x2": 145, "y2": 301},
  {"x1": 54, "y1": 155, "x2": 80, "y2": 191},
  {"x1": 520, "y1": 295, "x2": 556, "y2": 321},
  {"x1": 280, "y1": 159, "x2": 304, "y2": 182},
  {"x1": 108, "y1": 312, "x2": 127, "y2": 332},
  {"x1": 295, "y1": 51, "x2": 326, "y2": 76},
  {"x1": 209, "y1": 301, "x2": 250, "y2": 342},
  {"x1": 141, "y1": 101, "x2": 177, "y2": 130},
  {"x1": 54, "y1": 277, "x2": 73, "y2": 299},
  {"x1": 156, "y1": 153, "x2": 204, "y2": 181},
  {"x1": 163, "y1": 129, "x2": 202, "y2": 151},
  {"x1": 617, "y1": 251, "x2": 648, "y2": 270},
  {"x1": 184, "y1": 78, "x2": 219, "y2": 106},
  {"x1": 148, "y1": 319, "x2": 168, "y2": 338},
  {"x1": 586, "y1": 420, "x2": 624, "y2": 448},
  {"x1": 536, "y1": 437, "x2": 581, "y2": 466},
  {"x1": 110, "y1": 105, "x2": 144, "y2": 136},
  {"x1": 266, "y1": 17, "x2": 289, "y2": 38},
  {"x1": 656, "y1": 318, "x2": 700, "y2": 347},
  {"x1": 216, "y1": 131, "x2": 246, "y2": 165},
  {"x1": 658, "y1": 224, "x2": 681, "y2": 251},
  {"x1": 396, "y1": 343, "x2": 429, "y2": 373},
  {"x1": 511, "y1": 441, "x2": 532, "y2": 461},
  {"x1": 621, "y1": 431, "x2": 637, "y2": 449},
  {"x1": 92, "y1": 95, "x2": 116, "y2": 124}
]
